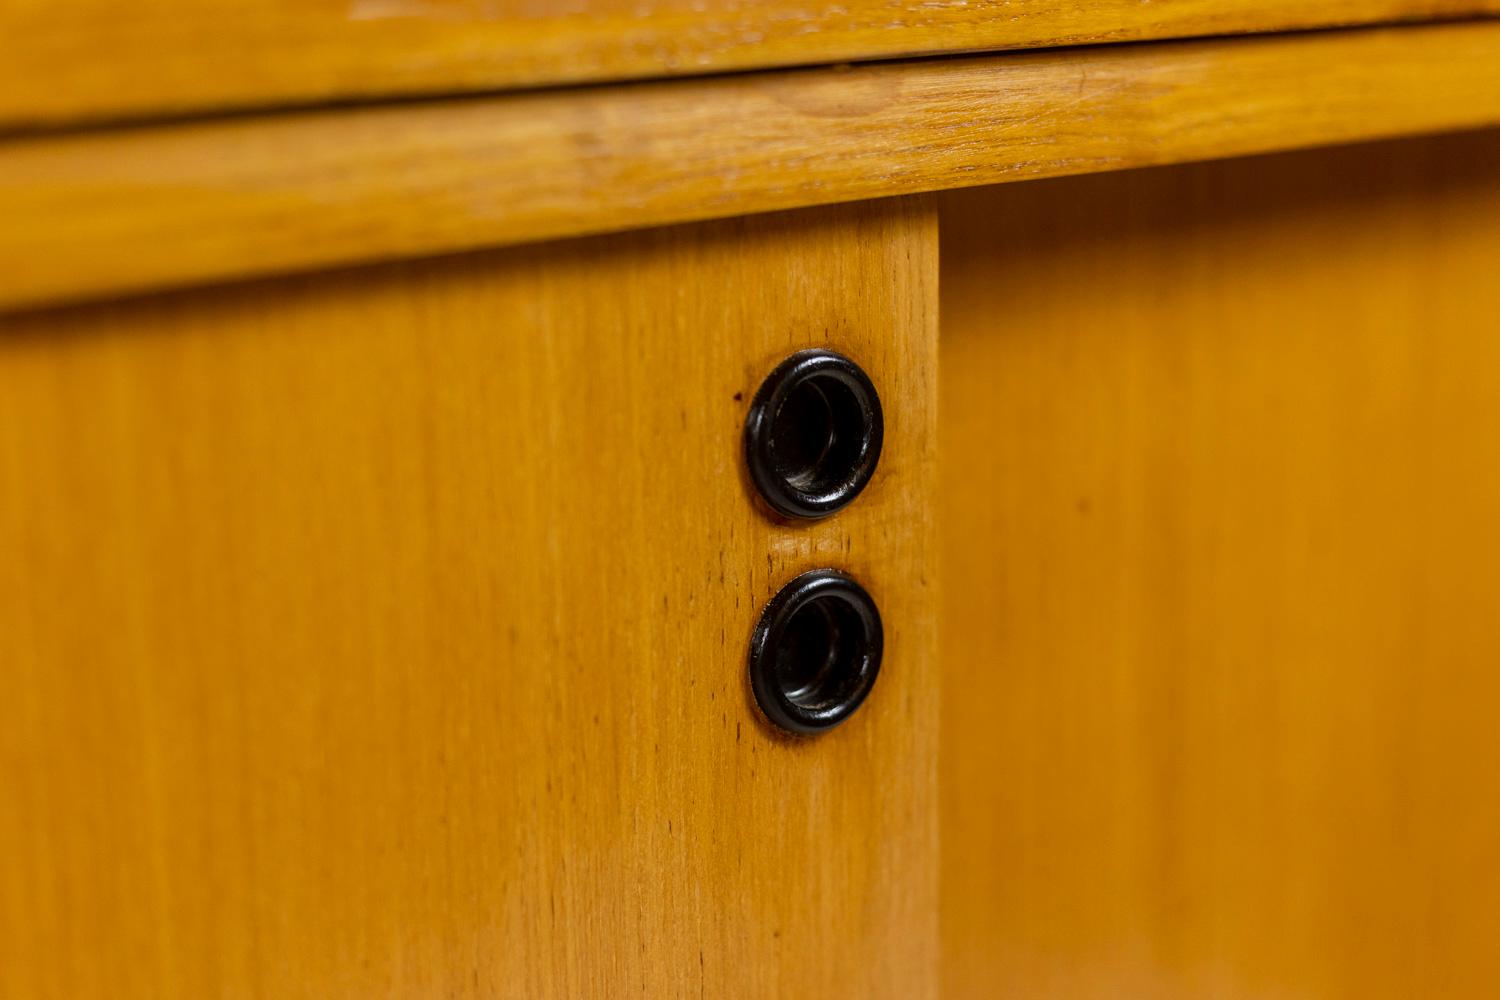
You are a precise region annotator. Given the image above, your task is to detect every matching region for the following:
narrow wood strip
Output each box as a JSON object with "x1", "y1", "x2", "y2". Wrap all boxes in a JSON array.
[
  {"x1": 4, "y1": 21, "x2": 1500, "y2": 313},
  {"x1": 4, "y1": 0, "x2": 1499, "y2": 129}
]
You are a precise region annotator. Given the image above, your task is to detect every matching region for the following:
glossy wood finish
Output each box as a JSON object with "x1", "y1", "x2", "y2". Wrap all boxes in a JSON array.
[
  {"x1": 4, "y1": 0, "x2": 1497, "y2": 129},
  {"x1": 8, "y1": 22, "x2": 1500, "y2": 314},
  {"x1": 938, "y1": 130, "x2": 1500, "y2": 999},
  {"x1": 0, "y1": 199, "x2": 940, "y2": 999}
]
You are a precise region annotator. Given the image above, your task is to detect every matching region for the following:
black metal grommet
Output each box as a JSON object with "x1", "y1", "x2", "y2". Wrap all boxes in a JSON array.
[
  {"x1": 749, "y1": 569, "x2": 884, "y2": 735},
  {"x1": 743, "y1": 349, "x2": 883, "y2": 520}
]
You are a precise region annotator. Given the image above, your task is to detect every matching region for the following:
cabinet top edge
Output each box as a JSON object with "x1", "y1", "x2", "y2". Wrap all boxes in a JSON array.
[
  {"x1": 5, "y1": 1, "x2": 1500, "y2": 132},
  {"x1": 4, "y1": 20, "x2": 1500, "y2": 314}
]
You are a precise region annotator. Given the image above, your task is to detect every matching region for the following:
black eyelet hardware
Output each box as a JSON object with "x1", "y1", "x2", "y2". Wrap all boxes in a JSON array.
[
  {"x1": 743, "y1": 349, "x2": 883, "y2": 520},
  {"x1": 749, "y1": 569, "x2": 884, "y2": 735}
]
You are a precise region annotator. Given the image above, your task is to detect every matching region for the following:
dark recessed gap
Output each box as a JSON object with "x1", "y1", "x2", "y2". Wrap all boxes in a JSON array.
[
  {"x1": 769, "y1": 374, "x2": 867, "y2": 494},
  {"x1": 772, "y1": 593, "x2": 866, "y2": 712}
]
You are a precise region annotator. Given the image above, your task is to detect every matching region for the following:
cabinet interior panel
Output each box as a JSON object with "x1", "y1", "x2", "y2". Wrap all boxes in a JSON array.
[{"x1": 938, "y1": 129, "x2": 1500, "y2": 1000}]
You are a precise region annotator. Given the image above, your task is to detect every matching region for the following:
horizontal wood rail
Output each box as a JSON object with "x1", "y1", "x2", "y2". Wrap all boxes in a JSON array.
[
  {"x1": 4, "y1": 1, "x2": 1500, "y2": 129},
  {"x1": 3, "y1": 21, "x2": 1500, "y2": 313}
]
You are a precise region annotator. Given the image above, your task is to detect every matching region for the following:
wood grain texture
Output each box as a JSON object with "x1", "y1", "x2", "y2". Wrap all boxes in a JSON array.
[
  {"x1": 3, "y1": 0, "x2": 1498, "y2": 130},
  {"x1": 7, "y1": 21, "x2": 1500, "y2": 316},
  {"x1": 938, "y1": 130, "x2": 1500, "y2": 999},
  {"x1": 0, "y1": 198, "x2": 940, "y2": 999}
]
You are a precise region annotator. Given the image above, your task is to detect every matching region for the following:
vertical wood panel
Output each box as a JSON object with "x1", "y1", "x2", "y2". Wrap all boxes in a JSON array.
[
  {"x1": 0, "y1": 200, "x2": 939, "y2": 998},
  {"x1": 939, "y1": 130, "x2": 1500, "y2": 999}
]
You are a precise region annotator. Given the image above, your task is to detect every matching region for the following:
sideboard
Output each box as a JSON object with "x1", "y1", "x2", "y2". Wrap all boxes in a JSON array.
[{"x1": 3, "y1": 6, "x2": 1499, "y2": 997}]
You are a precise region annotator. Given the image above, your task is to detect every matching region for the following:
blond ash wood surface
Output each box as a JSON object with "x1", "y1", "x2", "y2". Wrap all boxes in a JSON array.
[
  {"x1": 938, "y1": 130, "x2": 1500, "y2": 1000},
  {"x1": 3, "y1": 0, "x2": 1497, "y2": 129},
  {"x1": 0, "y1": 198, "x2": 940, "y2": 999},
  {"x1": 7, "y1": 22, "x2": 1500, "y2": 316}
]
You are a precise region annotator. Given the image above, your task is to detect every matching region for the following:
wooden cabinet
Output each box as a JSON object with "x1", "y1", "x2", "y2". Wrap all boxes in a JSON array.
[{"x1": 2, "y1": 8, "x2": 1500, "y2": 998}]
